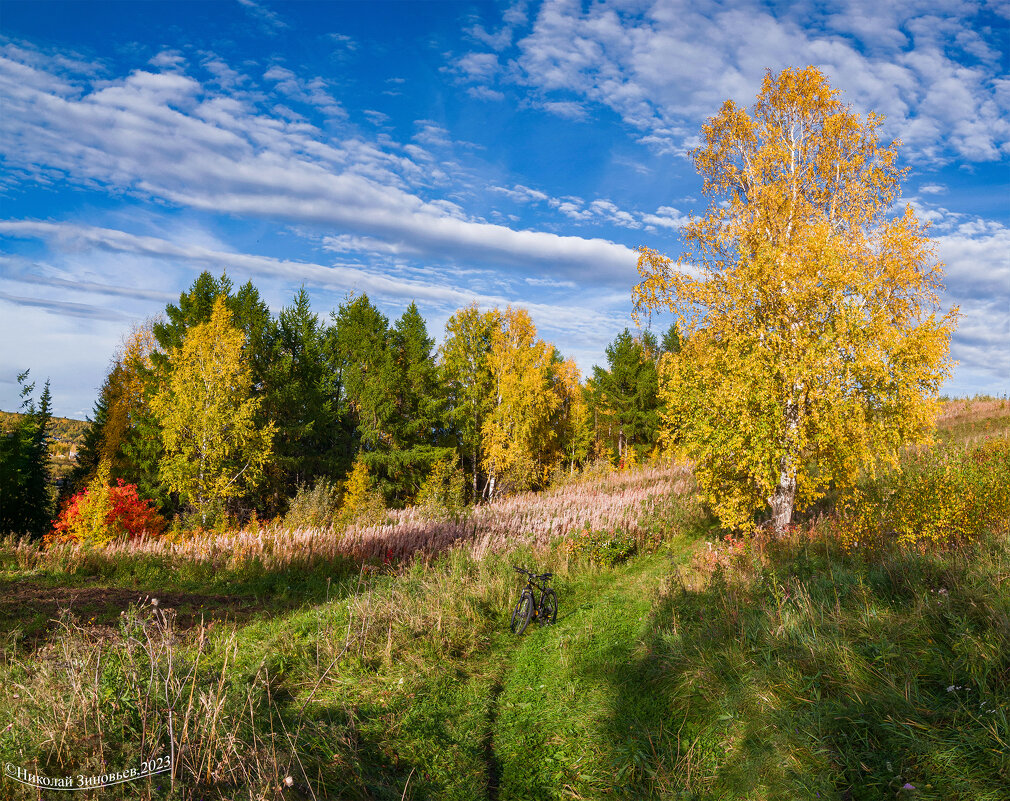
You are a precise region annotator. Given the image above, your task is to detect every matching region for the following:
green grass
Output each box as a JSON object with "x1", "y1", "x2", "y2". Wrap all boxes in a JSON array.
[
  {"x1": 1, "y1": 433, "x2": 1009, "y2": 799},
  {"x1": 0, "y1": 527, "x2": 705, "y2": 800},
  {"x1": 648, "y1": 528, "x2": 1010, "y2": 799},
  {"x1": 7, "y1": 521, "x2": 1006, "y2": 800}
]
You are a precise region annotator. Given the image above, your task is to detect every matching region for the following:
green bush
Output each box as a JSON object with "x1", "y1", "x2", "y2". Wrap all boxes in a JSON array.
[
  {"x1": 565, "y1": 524, "x2": 637, "y2": 566},
  {"x1": 415, "y1": 458, "x2": 468, "y2": 519},
  {"x1": 283, "y1": 478, "x2": 342, "y2": 529}
]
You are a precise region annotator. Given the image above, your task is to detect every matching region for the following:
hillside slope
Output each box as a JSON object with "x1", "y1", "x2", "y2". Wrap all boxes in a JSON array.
[{"x1": 1, "y1": 402, "x2": 1008, "y2": 800}]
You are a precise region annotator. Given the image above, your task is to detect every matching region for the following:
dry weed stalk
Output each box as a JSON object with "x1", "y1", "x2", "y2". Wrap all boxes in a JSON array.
[{"x1": 0, "y1": 602, "x2": 336, "y2": 800}]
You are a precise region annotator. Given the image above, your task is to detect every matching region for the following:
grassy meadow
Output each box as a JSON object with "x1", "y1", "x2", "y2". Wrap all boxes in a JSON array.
[{"x1": 1, "y1": 400, "x2": 1008, "y2": 800}]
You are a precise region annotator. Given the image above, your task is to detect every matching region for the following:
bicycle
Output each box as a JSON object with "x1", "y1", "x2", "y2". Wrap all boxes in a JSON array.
[{"x1": 510, "y1": 566, "x2": 558, "y2": 634}]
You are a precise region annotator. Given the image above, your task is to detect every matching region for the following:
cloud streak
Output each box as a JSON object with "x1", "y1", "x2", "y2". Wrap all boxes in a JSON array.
[
  {"x1": 0, "y1": 45, "x2": 638, "y2": 284},
  {"x1": 0, "y1": 290, "x2": 130, "y2": 322},
  {"x1": 0, "y1": 219, "x2": 631, "y2": 347}
]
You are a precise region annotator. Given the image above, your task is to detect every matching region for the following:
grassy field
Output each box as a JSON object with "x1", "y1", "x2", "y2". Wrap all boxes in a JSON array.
[{"x1": 1, "y1": 401, "x2": 1008, "y2": 800}]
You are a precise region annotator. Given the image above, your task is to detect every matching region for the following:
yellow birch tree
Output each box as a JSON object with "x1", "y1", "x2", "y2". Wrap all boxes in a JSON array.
[
  {"x1": 634, "y1": 66, "x2": 957, "y2": 533},
  {"x1": 152, "y1": 297, "x2": 275, "y2": 524},
  {"x1": 553, "y1": 355, "x2": 592, "y2": 475},
  {"x1": 482, "y1": 307, "x2": 561, "y2": 497}
]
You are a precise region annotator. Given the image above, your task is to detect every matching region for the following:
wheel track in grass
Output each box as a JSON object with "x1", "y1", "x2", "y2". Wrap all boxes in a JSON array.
[
  {"x1": 483, "y1": 678, "x2": 505, "y2": 801},
  {"x1": 491, "y1": 547, "x2": 696, "y2": 800}
]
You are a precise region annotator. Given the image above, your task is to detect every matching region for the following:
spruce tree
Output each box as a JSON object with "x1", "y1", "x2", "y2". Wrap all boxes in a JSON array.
[
  {"x1": 262, "y1": 287, "x2": 350, "y2": 511},
  {"x1": 590, "y1": 330, "x2": 661, "y2": 462},
  {"x1": 0, "y1": 372, "x2": 55, "y2": 538}
]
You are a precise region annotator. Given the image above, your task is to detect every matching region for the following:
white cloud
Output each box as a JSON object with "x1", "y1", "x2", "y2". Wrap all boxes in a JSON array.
[
  {"x1": 0, "y1": 47, "x2": 638, "y2": 284},
  {"x1": 325, "y1": 33, "x2": 358, "y2": 51},
  {"x1": 489, "y1": 183, "x2": 550, "y2": 204},
  {"x1": 0, "y1": 290, "x2": 130, "y2": 322},
  {"x1": 363, "y1": 109, "x2": 389, "y2": 125},
  {"x1": 0, "y1": 220, "x2": 630, "y2": 328},
  {"x1": 538, "y1": 99, "x2": 588, "y2": 120},
  {"x1": 237, "y1": 0, "x2": 288, "y2": 32},
  {"x1": 0, "y1": 219, "x2": 635, "y2": 413},
  {"x1": 455, "y1": 52, "x2": 500, "y2": 82},
  {"x1": 321, "y1": 233, "x2": 421, "y2": 257},
  {"x1": 641, "y1": 206, "x2": 688, "y2": 230},
  {"x1": 459, "y1": 0, "x2": 1010, "y2": 163},
  {"x1": 149, "y1": 50, "x2": 186, "y2": 69},
  {"x1": 467, "y1": 85, "x2": 506, "y2": 102},
  {"x1": 936, "y1": 218, "x2": 1010, "y2": 299},
  {"x1": 0, "y1": 301, "x2": 125, "y2": 418},
  {"x1": 262, "y1": 64, "x2": 345, "y2": 118}
]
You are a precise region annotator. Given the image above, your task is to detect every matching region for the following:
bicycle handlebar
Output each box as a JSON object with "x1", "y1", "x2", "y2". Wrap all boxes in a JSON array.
[{"x1": 513, "y1": 565, "x2": 553, "y2": 581}]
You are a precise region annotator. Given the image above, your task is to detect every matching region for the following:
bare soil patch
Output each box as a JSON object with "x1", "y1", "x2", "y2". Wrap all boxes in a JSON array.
[{"x1": 0, "y1": 578, "x2": 260, "y2": 646}]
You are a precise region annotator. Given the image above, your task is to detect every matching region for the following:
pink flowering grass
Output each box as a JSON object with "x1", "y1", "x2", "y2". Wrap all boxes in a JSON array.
[{"x1": 32, "y1": 464, "x2": 693, "y2": 571}]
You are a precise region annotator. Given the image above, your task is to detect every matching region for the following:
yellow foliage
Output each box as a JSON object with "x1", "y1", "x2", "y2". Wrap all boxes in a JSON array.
[
  {"x1": 152, "y1": 297, "x2": 275, "y2": 524},
  {"x1": 634, "y1": 67, "x2": 957, "y2": 533},
  {"x1": 482, "y1": 307, "x2": 567, "y2": 496},
  {"x1": 840, "y1": 438, "x2": 1010, "y2": 549},
  {"x1": 416, "y1": 458, "x2": 467, "y2": 518},
  {"x1": 338, "y1": 456, "x2": 386, "y2": 526},
  {"x1": 90, "y1": 320, "x2": 157, "y2": 480},
  {"x1": 69, "y1": 458, "x2": 116, "y2": 546}
]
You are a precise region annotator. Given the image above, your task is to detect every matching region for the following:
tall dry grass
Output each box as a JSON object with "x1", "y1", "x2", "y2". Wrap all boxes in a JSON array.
[
  {"x1": 0, "y1": 602, "x2": 333, "y2": 800},
  {"x1": 31, "y1": 464, "x2": 691, "y2": 572},
  {"x1": 937, "y1": 397, "x2": 1010, "y2": 446}
]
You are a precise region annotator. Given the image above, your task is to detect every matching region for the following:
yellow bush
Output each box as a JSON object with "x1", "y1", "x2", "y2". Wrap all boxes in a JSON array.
[
  {"x1": 841, "y1": 437, "x2": 1010, "y2": 549},
  {"x1": 338, "y1": 457, "x2": 386, "y2": 527}
]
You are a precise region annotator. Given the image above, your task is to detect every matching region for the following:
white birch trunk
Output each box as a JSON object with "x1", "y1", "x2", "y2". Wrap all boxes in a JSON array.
[{"x1": 770, "y1": 394, "x2": 800, "y2": 534}]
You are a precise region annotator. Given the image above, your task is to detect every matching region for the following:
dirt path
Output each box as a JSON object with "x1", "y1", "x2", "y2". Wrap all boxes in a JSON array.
[{"x1": 0, "y1": 578, "x2": 259, "y2": 646}]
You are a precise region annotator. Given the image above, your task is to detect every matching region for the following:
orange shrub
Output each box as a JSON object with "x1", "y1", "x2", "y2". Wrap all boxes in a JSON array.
[{"x1": 50, "y1": 466, "x2": 166, "y2": 546}]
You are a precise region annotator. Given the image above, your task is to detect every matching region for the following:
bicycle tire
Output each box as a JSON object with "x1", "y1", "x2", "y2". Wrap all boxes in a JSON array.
[
  {"x1": 510, "y1": 590, "x2": 533, "y2": 635},
  {"x1": 540, "y1": 588, "x2": 558, "y2": 625}
]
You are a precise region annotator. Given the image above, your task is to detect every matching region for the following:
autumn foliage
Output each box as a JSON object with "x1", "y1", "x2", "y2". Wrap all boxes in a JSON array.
[
  {"x1": 635, "y1": 66, "x2": 956, "y2": 533},
  {"x1": 152, "y1": 297, "x2": 275, "y2": 524},
  {"x1": 841, "y1": 437, "x2": 1010, "y2": 549},
  {"x1": 50, "y1": 460, "x2": 165, "y2": 545}
]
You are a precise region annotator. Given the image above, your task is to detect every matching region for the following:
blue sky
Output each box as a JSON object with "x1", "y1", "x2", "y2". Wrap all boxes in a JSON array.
[{"x1": 1, "y1": 0, "x2": 1007, "y2": 418}]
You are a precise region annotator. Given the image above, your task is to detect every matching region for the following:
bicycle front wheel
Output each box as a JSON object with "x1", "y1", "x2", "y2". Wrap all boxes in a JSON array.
[
  {"x1": 540, "y1": 588, "x2": 558, "y2": 625},
  {"x1": 510, "y1": 591, "x2": 533, "y2": 635}
]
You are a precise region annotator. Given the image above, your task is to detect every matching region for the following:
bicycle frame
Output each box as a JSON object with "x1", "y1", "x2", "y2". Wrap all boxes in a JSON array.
[{"x1": 514, "y1": 566, "x2": 551, "y2": 618}]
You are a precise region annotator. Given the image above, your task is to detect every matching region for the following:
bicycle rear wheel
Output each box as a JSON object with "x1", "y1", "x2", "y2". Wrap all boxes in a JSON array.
[{"x1": 510, "y1": 590, "x2": 533, "y2": 635}]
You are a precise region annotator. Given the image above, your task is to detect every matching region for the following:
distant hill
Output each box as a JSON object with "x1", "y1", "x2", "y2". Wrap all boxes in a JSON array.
[{"x1": 0, "y1": 411, "x2": 89, "y2": 481}]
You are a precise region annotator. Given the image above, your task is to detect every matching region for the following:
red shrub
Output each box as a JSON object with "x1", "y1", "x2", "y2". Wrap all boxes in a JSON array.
[{"x1": 50, "y1": 480, "x2": 166, "y2": 545}]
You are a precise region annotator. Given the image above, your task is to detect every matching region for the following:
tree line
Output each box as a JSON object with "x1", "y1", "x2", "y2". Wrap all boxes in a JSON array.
[
  {"x1": 2, "y1": 272, "x2": 682, "y2": 536},
  {"x1": 5, "y1": 68, "x2": 953, "y2": 540}
]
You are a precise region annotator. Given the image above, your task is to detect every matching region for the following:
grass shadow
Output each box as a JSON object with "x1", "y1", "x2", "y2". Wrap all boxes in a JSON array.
[{"x1": 599, "y1": 532, "x2": 1010, "y2": 799}]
